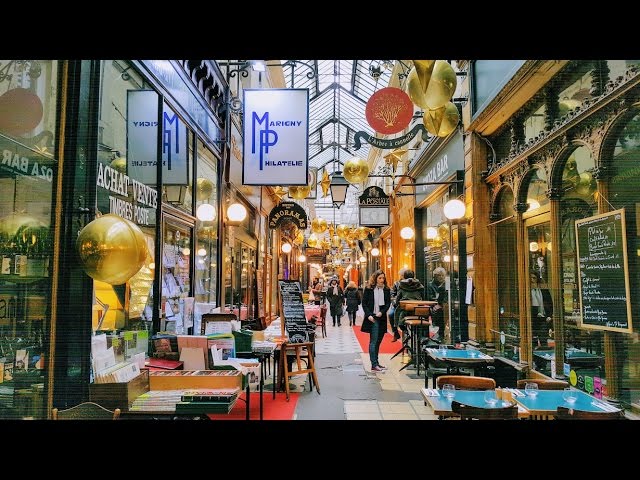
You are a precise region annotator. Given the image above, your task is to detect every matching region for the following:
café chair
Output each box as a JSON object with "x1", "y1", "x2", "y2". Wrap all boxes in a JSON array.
[
  {"x1": 436, "y1": 375, "x2": 496, "y2": 391},
  {"x1": 451, "y1": 400, "x2": 518, "y2": 420},
  {"x1": 555, "y1": 405, "x2": 625, "y2": 420},
  {"x1": 431, "y1": 356, "x2": 492, "y2": 389},
  {"x1": 281, "y1": 342, "x2": 320, "y2": 402},
  {"x1": 402, "y1": 305, "x2": 432, "y2": 375},
  {"x1": 517, "y1": 378, "x2": 569, "y2": 390},
  {"x1": 52, "y1": 401, "x2": 120, "y2": 420}
]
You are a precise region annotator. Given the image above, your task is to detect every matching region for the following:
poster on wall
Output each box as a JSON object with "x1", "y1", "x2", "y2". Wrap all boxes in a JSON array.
[
  {"x1": 242, "y1": 89, "x2": 309, "y2": 186},
  {"x1": 127, "y1": 90, "x2": 188, "y2": 185}
]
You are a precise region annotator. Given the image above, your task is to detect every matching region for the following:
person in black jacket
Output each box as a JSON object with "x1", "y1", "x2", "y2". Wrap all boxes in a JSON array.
[
  {"x1": 393, "y1": 269, "x2": 425, "y2": 331},
  {"x1": 326, "y1": 277, "x2": 345, "y2": 327},
  {"x1": 344, "y1": 280, "x2": 362, "y2": 326},
  {"x1": 361, "y1": 270, "x2": 391, "y2": 372},
  {"x1": 388, "y1": 268, "x2": 407, "y2": 342}
]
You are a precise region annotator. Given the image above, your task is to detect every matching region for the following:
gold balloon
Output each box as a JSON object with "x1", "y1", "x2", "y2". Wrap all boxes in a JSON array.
[
  {"x1": 196, "y1": 177, "x2": 214, "y2": 200},
  {"x1": 424, "y1": 102, "x2": 459, "y2": 137},
  {"x1": 0, "y1": 213, "x2": 46, "y2": 240},
  {"x1": 293, "y1": 230, "x2": 305, "y2": 245},
  {"x1": 307, "y1": 234, "x2": 319, "y2": 248},
  {"x1": 412, "y1": 60, "x2": 436, "y2": 90},
  {"x1": 423, "y1": 60, "x2": 457, "y2": 110},
  {"x1": 311, "y1": 217, "x2": 328, "y2": 234},
  {"x1": 76, "y1": 214, "x2": 148, "y2": 285},
  {"x1": 406, "y1": 68, "x2": 429, "y2": 110},
  {"x1": 320, "y1": 239, "x2": 331, "y2": 250},
  {"x1": 356, "y1": 226, "x2": 370, "y2": 241},
  {"x1": 336, "y1": 224, "x2": 350, "y2": 239},
  {"x1": 288, "y1": 185, "x2": 311, "y2": 199},
  {"x1": 110, "y1": 157, "x2": 127, "y2": 174},
  {"x1": 343, "y1": 156, "x2": 369, "y2": 185}
]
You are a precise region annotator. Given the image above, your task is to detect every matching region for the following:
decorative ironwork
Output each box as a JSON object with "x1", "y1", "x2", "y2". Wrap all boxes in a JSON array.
[
  {"x1": 590, "y1": 60, "x2": 610, "y2": 97},
  {"x1": 281, "y1": 60, "x2": 317, "y2": 81},
  {"x1": 0, "y1": 60, "x2": 41, "y2": 83},
  {"x1": 546, "y1": 187, "x2": 562, "y2": 200},
  {"x1": 514, "y1": 202, "x2": 529, "y2": 213}
]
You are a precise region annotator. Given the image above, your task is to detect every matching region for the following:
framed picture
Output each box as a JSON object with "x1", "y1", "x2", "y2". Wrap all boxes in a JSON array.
[{"x1": 201, "y1": 313, "x2": 237, "y2": 335}]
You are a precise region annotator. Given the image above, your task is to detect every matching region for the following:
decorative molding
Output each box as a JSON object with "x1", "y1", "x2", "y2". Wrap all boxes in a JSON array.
[
  {"x1": 514, "y1": 202, "x2": 529, "y2": 213},
  {"x1": 547, "y1": 187, "x2": 562, "y2": 200},
  {"x1": 178, "y1": 59, "x2": 227, "y2": 121}
]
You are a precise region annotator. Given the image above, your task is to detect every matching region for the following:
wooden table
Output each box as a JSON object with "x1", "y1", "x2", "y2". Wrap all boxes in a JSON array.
[{"x1": 421, "y1": 388, "x2": 529, "y2": 419}]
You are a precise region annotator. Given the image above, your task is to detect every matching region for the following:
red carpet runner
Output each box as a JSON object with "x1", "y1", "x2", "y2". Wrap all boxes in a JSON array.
[
  {"x1": 352, "y1": 325, "x2": 399, "y2": 354},
  {"x1": 207, "y1": 392, "x2": 299, "y2": 420}
]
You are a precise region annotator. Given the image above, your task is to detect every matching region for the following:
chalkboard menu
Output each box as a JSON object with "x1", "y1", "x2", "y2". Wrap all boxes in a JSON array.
[
  {"x1": 575, "y1": 208, "x2": 633, "y2": 333},
  {"x1": 278, "y1": 280, "x2": 309, "y2": 343}
]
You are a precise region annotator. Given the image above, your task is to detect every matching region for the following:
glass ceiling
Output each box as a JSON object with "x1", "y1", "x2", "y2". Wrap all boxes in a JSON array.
[{"x1": 281, "y1": 60, "x2": 396, "y2": 225}]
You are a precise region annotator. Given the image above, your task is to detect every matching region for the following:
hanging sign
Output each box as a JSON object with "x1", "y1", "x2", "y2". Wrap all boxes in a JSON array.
[
  {"x1": 353, "y1": 124, "x2": 430, "y2": 150},
  {"x1": 242, "y1": 88, "x2": 309, "y2": 186},
  {"x1": 358, "y1": 186, "x2": 390, "y2": 227},
  {"x1": 365, "y1": 87, "x2": 413, "y2": 135},
  {"x1": 268, "y1": 202, "x2": 308, "y2": 230}
]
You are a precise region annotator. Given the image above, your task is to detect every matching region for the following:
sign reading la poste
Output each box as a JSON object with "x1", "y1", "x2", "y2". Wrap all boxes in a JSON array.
[{"x1": 242, "y1": 89, "x2": 309, "y2": 186}]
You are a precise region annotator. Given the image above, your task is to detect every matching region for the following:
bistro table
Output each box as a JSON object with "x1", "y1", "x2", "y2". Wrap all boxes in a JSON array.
[
  {"x1": 421, "y1": 388, "x2": 529, "y2": 419},
  {"x1": 424, "y1": 348, "x2": 494, "y2": 388},
  {"x1": 514, "y1": 389, "x2": 620, "y2": 417}
]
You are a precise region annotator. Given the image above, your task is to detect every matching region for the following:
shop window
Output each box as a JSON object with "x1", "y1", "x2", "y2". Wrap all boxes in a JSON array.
[
  {"x1": 494, "y1": 187, "x2": 519, "y2": 358},
  {"x1": 523, "y1": 167, "x2": 549, "y2": 213},
  {"x1": 557, "y1": 146, "x2": 602, "y2": 389},
  {"x1": 609, "y1": 111, "x2": 640, "y2": 408},
  {"x1": 0, "y1": 59, "x2": 59, "y2": 419}
]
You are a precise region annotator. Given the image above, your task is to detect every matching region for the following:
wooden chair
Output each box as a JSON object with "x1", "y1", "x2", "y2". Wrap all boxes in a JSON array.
[
  {"x1": 436, "y1": 375, "x2": 496, "y2": 390},
  {"x1": 52, "y1": 401, "x2": 120, "y2": 420},
  {"x1": 517, "y1": 378, "x2": 569, "y2": 390},
  {"x1": 555, "y1": 406, "x2": 625, "y2": 420},
  {"x1": 452, "y1": 400, "x2": 518, "y2": 420},
  {"x1": 281, "y1": 342, "x2": 320, "y2": 401},
  {"x1": 403, "y1": 305, "x2": 432, "y2": 375}
]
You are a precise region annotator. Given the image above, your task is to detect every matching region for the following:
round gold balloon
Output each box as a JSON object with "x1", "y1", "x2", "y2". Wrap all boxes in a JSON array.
[
  {"x1": 196, "y1": 177, "x2": 214, "y2": 200},
  {"x1": 0, "y1": 212, "x2": 46, "y2": 240},
  {"x1": 424, "y1": 102, "x2": 459, "y2": 138},
  {"x1": 406, "y1": 68, "x2": 430, "y2": 110},
  {"x1": 110, "y1": 157, "x2": 127, "y2": 174},
  {"x1": 307, "y1": 234, "x2": 319, "y2": 248},
  {"x1": 311, "y1": 217, "x2": 328, "y2": 234},
  {"x1": 76, "y1": 214, "x2": 148, "y2": 285},
  {"x1": 424, "y1": 60, "x2": 457, "y2": 110},
  {"x1": 336, "y1": 224, "x2": 350, "y2": 239},
  {"x1": 293, "y1": 230, "x2": 304, "y2": 245},
  {"x1": 343, "y1": 156, "x2": 369, "y2": 185},
  {"x1": 356, "y1": 226, "x2": 370, "y2": 241},
  {"x1": 288, "y1": 185, "x2": 311, "y2": 199}
]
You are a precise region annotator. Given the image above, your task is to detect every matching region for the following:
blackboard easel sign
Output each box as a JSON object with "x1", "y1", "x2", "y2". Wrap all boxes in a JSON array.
[
  {"x1": 575, "y1": 208, "x2": 633, "y2": 333},
  {"x1": 278, "y1": 280, "x2": 309, "y2": 343}
]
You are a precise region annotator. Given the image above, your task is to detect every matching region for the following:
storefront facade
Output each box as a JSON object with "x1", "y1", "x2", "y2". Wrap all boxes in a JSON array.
[{"x1": 477, "y1": 60, "x2": 640, "y2": 408}]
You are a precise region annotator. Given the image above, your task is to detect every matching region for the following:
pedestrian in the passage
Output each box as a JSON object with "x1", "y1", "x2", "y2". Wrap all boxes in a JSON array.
[
  {"x1": 361, "y1": 270, "x2": 391, "y2": 372},
  {"x1": 326, "y1": 277, "x2": 345, "y2": 327},
  {"x1": 344, "y1": 280, "x2": 362, "y2": 326}
]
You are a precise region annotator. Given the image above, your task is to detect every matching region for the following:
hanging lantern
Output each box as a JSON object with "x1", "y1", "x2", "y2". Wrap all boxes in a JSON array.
[
  {"x1": 288, "y1": 185, "x2": 311, "y2": 199},
  {"x1": 311, "y1": 217, "x2": 328, "y2": 234},
  {"x1": 76, "y1": 214, "x2": 148, "y2": 285},
  {"x1": 331, "y1": 234, "x2": 341, "y2": 248},
  {"x1": 423, "y1": 102, "x2": 459, "y2": 138},
  {"x1": 343, "y1": 156, "x2": 370, "y2": 184}
]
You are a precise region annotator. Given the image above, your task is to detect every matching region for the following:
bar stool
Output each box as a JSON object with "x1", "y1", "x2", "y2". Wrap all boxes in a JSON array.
[
  {"x1": 401, "y1": 306, "x2": 432, "y2": 374},
  {"x1": 281, "y1": 342, "x2": 320, "y2": 401}
]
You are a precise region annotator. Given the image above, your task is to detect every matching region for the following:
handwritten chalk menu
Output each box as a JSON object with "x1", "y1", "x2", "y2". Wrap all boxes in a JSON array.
[
  {"x1": 575, "y1": 208, "x2": 633, "y2": 333},
  {"x1": 278, "y1": 280, "x2": 309, "y2": 343}
]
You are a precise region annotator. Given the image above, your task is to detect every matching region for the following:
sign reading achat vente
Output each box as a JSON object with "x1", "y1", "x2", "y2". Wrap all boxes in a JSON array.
[
  {"x1": 268, "y1": 202, "x2": 308, "y2": 230},
  {"x1": 242, "y1": 88, "x2": 310, "y2": 186}
]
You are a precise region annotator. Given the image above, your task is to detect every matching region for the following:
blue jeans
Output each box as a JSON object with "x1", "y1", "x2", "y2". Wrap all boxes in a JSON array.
[{"x1": 368, "y1": 317, "x2": 385, "y2": 368}]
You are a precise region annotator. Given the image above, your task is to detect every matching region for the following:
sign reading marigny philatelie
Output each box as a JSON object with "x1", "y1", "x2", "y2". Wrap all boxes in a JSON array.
[{"x1": 242, "y1": 89, "x2": 309, "y2": 186}]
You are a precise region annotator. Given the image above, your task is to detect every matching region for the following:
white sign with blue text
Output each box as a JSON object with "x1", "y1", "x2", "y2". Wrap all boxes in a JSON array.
[
  {"x1": 127, "y1": 90, "x2": 188, "y2": 186},
  {"x1": 242, "y1": 89, "x2": 309, "y2": 186}
]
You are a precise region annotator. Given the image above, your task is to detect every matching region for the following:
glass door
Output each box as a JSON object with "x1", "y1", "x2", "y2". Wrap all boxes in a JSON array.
[
  {"x1": 234, "y1": 243, "x2": 255, "y2": 323},
  {"x1": 161, "y1": 216, "x2": 193, "y2": 334}
]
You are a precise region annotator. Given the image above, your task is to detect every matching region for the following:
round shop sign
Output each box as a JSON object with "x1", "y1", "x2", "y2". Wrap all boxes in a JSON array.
[
  {"x1": 365, "y1": 87, "x2": 413, "y2": 135},
  {"x1": 569, "y1": 369, "x2": 577, "y2": 386}
]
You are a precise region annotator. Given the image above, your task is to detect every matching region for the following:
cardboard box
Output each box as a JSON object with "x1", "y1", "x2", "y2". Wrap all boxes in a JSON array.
[
  {"x1": 148, "y1": 370, "x2": 244, "y2": 391},
  {"x1": 89, "y1": 369, "x2": 150, "y2": 411}
]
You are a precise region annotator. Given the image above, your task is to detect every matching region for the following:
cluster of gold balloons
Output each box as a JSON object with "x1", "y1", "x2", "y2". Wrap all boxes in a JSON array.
[
  {"x1": 288, "y1": 185, "x2": 312, "y2": 200},
  {"x1": 310, "y1": 217, "x2": 328, "y2": 234},
  {"x1": 76, "y1": 214, "x2": 148, "y2": 285},
  {"x1": 406, "y1": 60, "x2": 459, "y2": 137}
]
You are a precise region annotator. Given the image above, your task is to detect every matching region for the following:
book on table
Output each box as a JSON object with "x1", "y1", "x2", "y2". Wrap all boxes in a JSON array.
[{"x1": 180, "y1": 387, "x2": 240, "y2": 402}]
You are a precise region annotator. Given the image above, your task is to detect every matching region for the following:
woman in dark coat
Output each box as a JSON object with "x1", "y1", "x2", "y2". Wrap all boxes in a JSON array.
[
  {"x1": 326, "y1": 278, "x2": 345, "y2": 327},
  {"x1": 344, "y1": 280, "x2": 362, "y2": 326},
  {"x1": 361, "y1": 270, "x2": 391, "y2": 372}
]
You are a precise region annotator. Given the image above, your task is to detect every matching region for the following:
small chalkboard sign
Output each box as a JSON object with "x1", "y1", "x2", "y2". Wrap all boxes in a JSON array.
[
  {"x1": 278, "y1": 280, "x2": 309, "y2": 343},
  {"x1": 575, "y1": 208, "x2": 633, "y2": 333}
]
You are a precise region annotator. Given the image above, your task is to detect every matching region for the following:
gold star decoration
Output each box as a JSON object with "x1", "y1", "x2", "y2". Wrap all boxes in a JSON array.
[
  {"x1": 383, "y1": 147, "x2": 408, "y2": 173},
  {"x1": 272, "y1": 186, "x2": 286, "y2": 204},
  {"x1": 320, "y1": 170, "x2": 331, "y2": 197}
]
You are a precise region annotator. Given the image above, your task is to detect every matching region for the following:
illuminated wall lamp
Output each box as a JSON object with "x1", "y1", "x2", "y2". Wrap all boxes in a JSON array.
[
  {"x1": 281, "y1": 242, "x2": 292, "y2": 254},
  {"x1": 400, "y1": 226, "x2": 415, "y2": 240},
  {"x1": 298, "y1": 254, "x2": 307, "y2": 262},
  {"x1": 196, "y1": 203, "x2": 216, "y2": 222},
  {"x1": 359, "y1": 256, "x2": 367, "y2": 263},
  {"x1": 226, "y1": 202, "x2": 247, "y2": 226},
  {"x1": 371, "y1": 247, "x2": 380, "y2": 257},
  {"x1": 443, "y1": 198, "x2": 466, "y2": 221}
]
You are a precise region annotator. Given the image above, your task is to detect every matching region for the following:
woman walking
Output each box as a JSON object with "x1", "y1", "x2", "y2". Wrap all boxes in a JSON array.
[
  {"x1": 344, "y1": 281, "x2": 362, "y2": 326},
  {"x1": 326, "y1": 277, "x2": 345, "y2": 327},
  {"x1": 361, "y1": 270, "x2": 391, "y2": 372}
]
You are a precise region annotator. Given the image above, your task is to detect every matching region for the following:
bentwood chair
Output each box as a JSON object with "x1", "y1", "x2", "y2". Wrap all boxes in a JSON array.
[
  {"x1": 555, "y1": 406, "x2": 625, "y2": 420},
  {"x1": 52, "y1": 401, "x2": 120, "y2": 420},
  {"x1": 436, "y1": 375, "x2": 496, "y2": 391},
  {"x1": 517, "y1": 378, "x2": 569, "y2": 390},
  {"x1": 451, "y1": 400, "x2": 518, "y2": 420}
]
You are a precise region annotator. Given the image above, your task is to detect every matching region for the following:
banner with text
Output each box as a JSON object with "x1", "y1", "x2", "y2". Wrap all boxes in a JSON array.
[
  {"x1": 242, "y1": 89, "x2": 309, "y2": 186},
  {"x1": 126, "y1": 90, "x2": 188, "y2": 185}
]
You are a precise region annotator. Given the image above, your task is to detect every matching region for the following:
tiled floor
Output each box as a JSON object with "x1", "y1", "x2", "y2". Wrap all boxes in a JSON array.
[{"x1": 291, "y1": 309, "x2": 439, "y2": 420}]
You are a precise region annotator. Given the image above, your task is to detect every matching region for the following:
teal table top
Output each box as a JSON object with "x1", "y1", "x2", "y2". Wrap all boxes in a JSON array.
[
  {"x1": 421, "y1": 389, "x2": 515, "y2": 415},
  {"x1": 533, "y1": 349, "x2": 603, "y2": 361},
  {"x1": 515, "y1": 389, "x2": 615, "y2": 414},
  {"x1": 426, "y1": 348, "x2": 493, "y2": 360}
]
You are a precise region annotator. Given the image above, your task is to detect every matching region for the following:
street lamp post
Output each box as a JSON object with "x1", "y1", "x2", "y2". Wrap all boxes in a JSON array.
[{"x1": 443, "y1": 195, "x2": 467, "y2": 343}]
